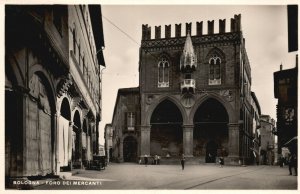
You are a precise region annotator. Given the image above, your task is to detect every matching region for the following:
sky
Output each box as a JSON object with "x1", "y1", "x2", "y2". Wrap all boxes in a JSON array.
[{"x1": 98, "y1": 4, "x2": 298, "y2": 145}]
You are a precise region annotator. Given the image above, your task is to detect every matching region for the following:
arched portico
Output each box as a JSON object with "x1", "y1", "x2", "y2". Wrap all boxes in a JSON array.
[
  {"x1": 72, "y1": 110, "x2": 82, "y2": 168},
  {"x1": 190, "y1": 94, "x2": 239, "y2": 163},
  {"x1": 57, "y1": 97, "x2": 72, "y2": 171},
  {"x1": 141, "y1": 95, "x2": 188, "y2": 156},
  {"x1": 150, "y1": 99, "x2": 183, "y2": 157}
]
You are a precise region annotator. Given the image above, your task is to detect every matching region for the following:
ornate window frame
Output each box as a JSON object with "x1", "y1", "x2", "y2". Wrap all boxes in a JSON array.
[
  {"x1": 209, "y1": 55, "x2": 221, "y2": 85},
  {"x1": 157, "y1": 57, "x2": 170, "y2": 88}
]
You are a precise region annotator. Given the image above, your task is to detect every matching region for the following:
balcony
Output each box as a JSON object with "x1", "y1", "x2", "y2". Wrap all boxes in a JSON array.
[{"x1": 180, "y1": 79, "x2": 196, "y2": 94}]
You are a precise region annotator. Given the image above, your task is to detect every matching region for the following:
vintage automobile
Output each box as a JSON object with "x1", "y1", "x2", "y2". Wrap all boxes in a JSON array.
[{"x1": 88, "y1": 155, "x2": 107, "y2": 170}]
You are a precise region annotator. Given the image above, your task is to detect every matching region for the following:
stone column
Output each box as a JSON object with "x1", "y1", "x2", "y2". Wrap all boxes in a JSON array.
[
  {"x1": 140, "y1": 125, "x2": 151, "y2": 156},
  {"x1": 119, "y1": 138, "x2": 124, "y2": 162},
  {"x1": 55, "y1": 112, "x2": 60, "y2": 174},
  {"x1": 68, "y1": 121, "x2": 74, "y2": 170},
  {"x1": 79, "y1": 126, "x2": 83, "y2": 168},
  {"x1": 227, "y1": 123, "x2": 240, "y2": 164},
  {"x1": 183, "y1": 125, "x2": 194, "y2": 157}
]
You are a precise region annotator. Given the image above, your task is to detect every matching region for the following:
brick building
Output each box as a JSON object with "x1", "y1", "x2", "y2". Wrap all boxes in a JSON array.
[
  {"x1": 111, "y1": 14, "x2": 258, "y2": 165},
  {"x1": 274, "y1": 61, "x2": 298, "y2": 155},
  {"x1": 5, "y1": 5, "x2": 105, "y2": 180},
  {"x1": 259, "y1": 115, "x2": 276, "y2": 165}
]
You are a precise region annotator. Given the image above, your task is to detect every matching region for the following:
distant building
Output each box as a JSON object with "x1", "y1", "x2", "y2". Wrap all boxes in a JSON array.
[
  {"x1": 251, "y1": 92, "x2": 261, "y2": 165},
  {"x1": 259, "y1": 115, "x2": 276, "y2": 165},
  {"x1": 111, "y1": 14, "x2": 260, "y2": 165},
  {"x1": 104, "y1": 124, "x2": 113, "y2": 162},
  {"x1": 274, "y1": 61, "x2": 298, "y2": 155},
  {"x1": 5, "y1": 5, "x2": 105, "y2": 180}
]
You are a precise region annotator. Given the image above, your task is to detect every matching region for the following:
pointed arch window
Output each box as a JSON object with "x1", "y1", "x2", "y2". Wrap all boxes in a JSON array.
[
  {"x1": 158, "y1": 57, "x2": 170, "y2": 88},
  {"x1": 209, "y1": 55, "x2": 221, "y2": 85}
]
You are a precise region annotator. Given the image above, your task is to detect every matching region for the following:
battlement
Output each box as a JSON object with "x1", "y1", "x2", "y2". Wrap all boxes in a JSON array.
[{"x1": 142, "y1": 14, "x2": 241, "y2": 40}]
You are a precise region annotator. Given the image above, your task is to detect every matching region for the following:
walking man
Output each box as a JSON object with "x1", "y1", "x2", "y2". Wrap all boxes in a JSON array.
[
  {"x1": 181, "y1": 154, "x2": 185, "y2": 170},
  {"x1": 144, "y1": 155, "x2": 148, "y2": 167}
]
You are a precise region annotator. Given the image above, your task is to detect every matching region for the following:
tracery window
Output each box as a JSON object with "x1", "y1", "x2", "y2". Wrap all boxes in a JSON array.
[
  {"x1": 158, "y1": 57, "x2": 170, "y2": 88},
  {"x1": 209, "y1": 55, "x2": 221, "y2": 85}
]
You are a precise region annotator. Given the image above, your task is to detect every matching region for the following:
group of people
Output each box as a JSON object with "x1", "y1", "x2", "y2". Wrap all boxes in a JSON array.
[{"x1": 139, "y1": 155, "x2": 161, "y2": 166}]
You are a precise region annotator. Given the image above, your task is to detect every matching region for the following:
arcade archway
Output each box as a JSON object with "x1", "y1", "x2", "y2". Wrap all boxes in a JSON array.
[
  {"x1": 150, "y1": 99, "x2": 183, "y2": 157},
  {"x1": 72, "y1": 110, "x2": 81, "y2": 165},
  {"x1": 59, "y1": 98, "x2": 71, "y2": 169},
  {"x1": 193, "y1": 98, "x2": 229, "y2": 162}
]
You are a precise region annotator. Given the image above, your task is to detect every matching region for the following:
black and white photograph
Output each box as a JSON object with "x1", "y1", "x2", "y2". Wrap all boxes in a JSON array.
[{"x1": 2, "y1": 0, "x2": 298, "y2": 191}]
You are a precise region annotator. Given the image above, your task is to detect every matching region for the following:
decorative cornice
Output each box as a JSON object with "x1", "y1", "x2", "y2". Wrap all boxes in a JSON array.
[
  {"x1": 57, "y1": 73, "x2": 73, "y2": 98},
  {"x1": 141, "y1": 32, "x2": 241, "y2": 50}
]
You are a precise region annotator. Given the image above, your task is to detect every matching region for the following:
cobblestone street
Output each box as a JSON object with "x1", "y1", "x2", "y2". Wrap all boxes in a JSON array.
[{"x1": 35, "y1": 163, "x2": 298, "y2": 190}]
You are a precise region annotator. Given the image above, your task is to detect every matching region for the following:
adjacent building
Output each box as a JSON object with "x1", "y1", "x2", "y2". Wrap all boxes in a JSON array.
[
  {"x1": 274, "y1": 61, "x2": 298, "y2": 156},
  {"x1": 5, "y1": 5, "x2": 105, "y2": 180},
  {"x1": 251, "y1": 92, "x2": 261, "y2": 165},
  {"x1": 111, "y1": 15, "x2": 260, "y2": 165},
  {"x1": 259, "y1": 115, "x2": 276, "y2": 165},
  {"x1": 104, "y1": 124, "x2": 113, "y2": 162}
]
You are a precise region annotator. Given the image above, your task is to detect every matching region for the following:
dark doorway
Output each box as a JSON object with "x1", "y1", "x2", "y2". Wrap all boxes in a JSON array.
[
  {"x1": 206, "y1": 141, "x2": 218, "y2": 163},
  {"x1": 73, "y1": 110, "x2": 81, "y2": 164},
  {"x1": 150, "y1": 99, "x2": 183, "y2": 157},
  {"x1": 123, "y1": 136, "x2": 137, "y2": 162},
  {"x1": 193, "y1": 98, "x2": 229, "y2": 160}
]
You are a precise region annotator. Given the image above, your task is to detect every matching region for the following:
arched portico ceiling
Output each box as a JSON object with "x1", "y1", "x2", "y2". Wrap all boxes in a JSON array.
[
  {"x1": 73, "y1": 110, "x2": 81, "y2": 129},
  {"x1": 150, "y1": 99, "x2": 183, "y2": 125},
  {"x1": 145, "y1": 95, "x2": 188, "y2": 125},
  {"x1": 193, "y1": 98, "x2": 229, "y2": 123},
  {"x1": 189, "y1": 94, "x2": 235, "y2": 123},
  {"x1": 60, "y1": 97, "x2": 71, "y2": 120}
]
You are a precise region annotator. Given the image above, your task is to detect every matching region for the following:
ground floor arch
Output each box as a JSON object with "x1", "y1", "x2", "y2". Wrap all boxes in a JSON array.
[
  {"x1": 193, "y1": 98, "x2": 229, "y2": 162},
  {"x1": 150, "y1": 99, "x2": 183, "y2": 157},
  {"x1": 72, "y1": 110, "x2": 82, "y2": 168}
]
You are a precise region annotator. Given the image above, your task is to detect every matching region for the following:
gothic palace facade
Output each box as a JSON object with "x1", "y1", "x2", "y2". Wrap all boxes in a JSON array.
[{"x1": 111, "y1": 14, "x2": 258, "y2": 165}]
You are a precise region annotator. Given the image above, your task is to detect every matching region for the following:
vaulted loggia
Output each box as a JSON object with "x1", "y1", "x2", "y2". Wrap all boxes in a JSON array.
[
  {"x1": 193, "y1": 98, "x2": 229, "y2": 163},
  {"x1": 150, "y1": 100, "x2": 183, "y2": 157}
]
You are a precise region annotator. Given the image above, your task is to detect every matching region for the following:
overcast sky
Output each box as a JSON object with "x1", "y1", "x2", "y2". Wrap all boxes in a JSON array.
[{"x1": 98, "y1": 4, "x2": 297, "y2": 144}]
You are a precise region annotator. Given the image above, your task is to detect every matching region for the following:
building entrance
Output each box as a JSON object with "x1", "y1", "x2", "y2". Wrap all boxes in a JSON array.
[{"x1": 123, "y1": 136, "x2": 137, "y2": 162}]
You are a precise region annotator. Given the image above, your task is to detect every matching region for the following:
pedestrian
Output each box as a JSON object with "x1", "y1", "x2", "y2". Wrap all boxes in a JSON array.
[
  {"x1": 157, "y1": 155, "x2": 160, "y2": 165},
  {"x1": 293, "y1": 153, "x2": 297, "y2": 176},
  {"x1": 138, "y1": 157, "x2": 142, "y2": 165},
  {"x1": 279, "y1": 156, "x2": 283, "y2": 167},
  {"x1": 288, "y1": 153, "x2": 293, "y2": 175},
  {"x1": 181, "y1": 154, "x2": 185, "y2": 170},
  {"x1": 219, "y1": 157, "x2": 224, "y2": 167},
  {"x1": 144, "y1": 155, "x2": 148, "y2": 167},
  {"x1": 154, "y1": 155, "x2": 158, "y2": 165}
]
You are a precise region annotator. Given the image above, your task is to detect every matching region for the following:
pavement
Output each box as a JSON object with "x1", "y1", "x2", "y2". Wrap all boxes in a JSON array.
[{"x1": 31, "y1": 163, "x2": 297, "y2": 190}]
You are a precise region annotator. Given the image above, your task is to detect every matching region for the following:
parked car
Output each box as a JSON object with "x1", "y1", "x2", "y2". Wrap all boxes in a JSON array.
[{"x1": 88, "y1": 155, "x2": 107, "y2": 170}]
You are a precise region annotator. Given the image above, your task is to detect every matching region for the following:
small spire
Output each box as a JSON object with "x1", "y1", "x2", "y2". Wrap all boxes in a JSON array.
[{"x1": 180, "y1": 32, "x2": 197, "y2": 70}]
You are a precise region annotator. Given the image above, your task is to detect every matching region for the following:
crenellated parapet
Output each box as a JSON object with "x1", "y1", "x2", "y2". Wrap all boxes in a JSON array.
[{"x1": 141, "y1": 14, "x2": 241, "y2": 41}]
